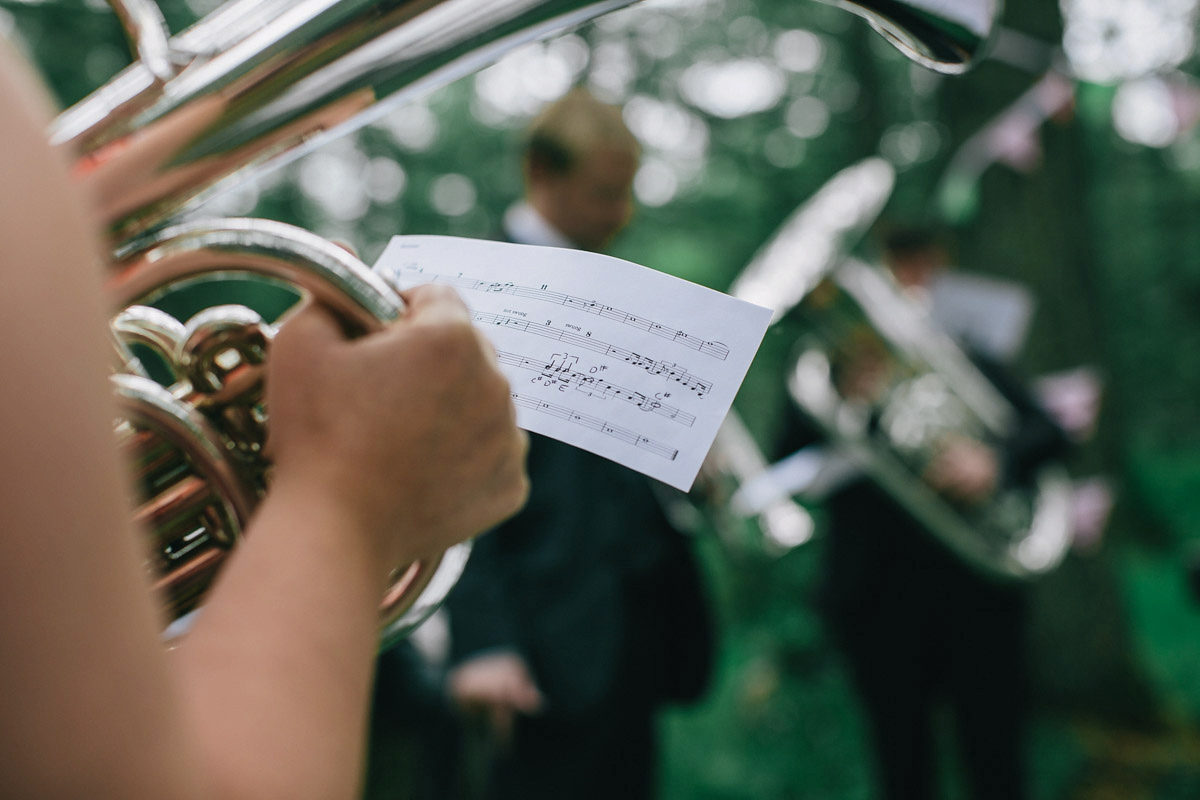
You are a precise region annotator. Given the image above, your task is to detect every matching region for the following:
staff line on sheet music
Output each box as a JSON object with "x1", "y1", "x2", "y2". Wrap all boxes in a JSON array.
[
  {"x1": 473, "y1": 311, "x2": 713, "y2": 397},
  {"x1": 510, "y1": 393, "x2": 679, "y2": 461},
  {"x1": 496, "y1": 349, "x2": 696, "y2": 428},
  {"x1": 415, "y1": 270, "x2": 730, "y2": 360}
]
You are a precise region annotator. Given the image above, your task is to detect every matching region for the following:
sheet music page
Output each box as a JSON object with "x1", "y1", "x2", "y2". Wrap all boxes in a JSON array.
[
  {"x1": 928, "y1": 270, "x2": 1035, "y2": 363},
  {"x1": 374, "y1": 236, "x2": 772, "y2": 491}
]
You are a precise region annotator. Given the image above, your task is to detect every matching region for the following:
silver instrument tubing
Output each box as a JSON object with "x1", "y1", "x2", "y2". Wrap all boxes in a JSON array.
[
  {"x1": 55, "y1": 0, "x2": 641, "y2": 240},
  {"x1": 825, "y1": 0, "x2": 1002, "y2": 74}
]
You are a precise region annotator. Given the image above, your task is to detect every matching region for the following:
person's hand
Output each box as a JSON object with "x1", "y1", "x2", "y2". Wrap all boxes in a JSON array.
[
  {"x1": 692, "y1": 448, "x2": 731, "y2": 506},
  {"x1": 265, "y1": 284, "x2": 529, "y2": 568},
  {"x1": 447, "y1": 651, "x2": 544, "y2": 745},
  {"x1": 923, "y1": 434, "x2": 999, "y2": 506}
]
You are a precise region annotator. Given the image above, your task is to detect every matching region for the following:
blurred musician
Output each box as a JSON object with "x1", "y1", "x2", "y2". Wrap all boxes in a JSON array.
[
  {"x1": 777, "y1": 227, "x2": 1069, "y2": 800},
  {"x1": 441, "y1": 87, "x2": 716, "y2": 800}
]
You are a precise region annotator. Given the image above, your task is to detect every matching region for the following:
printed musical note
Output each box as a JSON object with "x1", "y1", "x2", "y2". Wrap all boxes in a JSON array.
[
  {"x1": 374, "y1": 236, "x2": 771, "y2": 491},
  {"x1": 428, "y1": 274, "x2": 731, "y2": 360},
  {"x1": 473, "y1": 311, "x2": 713, "y2": 396},
  {"x1": 511, "y1": 393, "x2": 679, "y2": 461},
  {"x1": 496, "y1": 349, "x2": 695, "y2": 427}
]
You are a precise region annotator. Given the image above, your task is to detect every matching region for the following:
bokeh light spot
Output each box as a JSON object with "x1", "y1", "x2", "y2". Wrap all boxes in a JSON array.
[
  {"x1": 365, "y1": 157, "x2": 407, "y2": 204},
  {"x1": 1112, "y1": 77, "x2": 1180, "y2": 147},
  {"x1": 375, "y1": 102, "x2": 439, "y2": 151},
  {"x1": 634, "y1": 158, "x2": 680, "y2": 207},
  {"x1": 880, "y1": 121, "x2": 942, "y2": 167},
  {"x1": 1062, "y1": 0, "x2": 1198, "y2": 83},
  {"x1": 680, "y1": 59, "x2": 786, "y2": 118},
  {"x1": 764, "y1": 129, "x2": 807, "y2": 167},
  {"x1": 430, "y1": 174, "x2": 477, "y2": 217},
  {"x1": 297, "y1": 144, "x2": 370, "y2": 221},
  {"x1": 774, "y1": 29, "x2": 824, "y2": 73},
  {"x1": 785, "y1": 95, "x2": 830, "y2": 139}
]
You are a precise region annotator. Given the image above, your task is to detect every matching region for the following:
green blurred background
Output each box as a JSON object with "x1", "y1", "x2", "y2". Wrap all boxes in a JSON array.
[{"x1": 10, "y1": 0, "x2": 1200, "y2": 796}]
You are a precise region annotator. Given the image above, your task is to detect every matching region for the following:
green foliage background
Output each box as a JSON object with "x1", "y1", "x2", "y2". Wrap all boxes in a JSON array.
[{"x1": 10, "y1": 0, "x2": 1200, "y2": 796}]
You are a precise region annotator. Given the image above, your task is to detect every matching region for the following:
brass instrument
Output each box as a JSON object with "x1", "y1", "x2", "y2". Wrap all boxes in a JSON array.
[
  {"x1": 52, "y1": 0, "x2": 1006, "y2": 643},
  {"x1": 60, "y1": 0, "x2": 645, "y2": 646},
  {"x1": 728, "y1": 157, "x2": 1072, "y2": 580}
]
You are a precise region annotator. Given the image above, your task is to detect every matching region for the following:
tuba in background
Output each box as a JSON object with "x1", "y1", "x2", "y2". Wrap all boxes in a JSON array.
[
  {"x1": 727, "y1": 157, "x2": 1072, "y2": 581},
  {"x1": 679, "y1": 0, "x2": 1005, "y2": 556},
  {"x1": 45, "y1": 0, "x2": 1006, "y2": 644},
  {"x1": 779, "y1": 256, "x2": 1074, "y2": 580}
]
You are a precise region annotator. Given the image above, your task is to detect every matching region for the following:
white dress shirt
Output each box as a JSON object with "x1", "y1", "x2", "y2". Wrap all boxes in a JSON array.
[{"x1": 503, "y1": 201, "x2": 576, "y2": 249}]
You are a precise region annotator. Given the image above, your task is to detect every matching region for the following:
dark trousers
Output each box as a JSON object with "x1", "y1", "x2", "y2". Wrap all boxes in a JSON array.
[
  {"x1": 830, "y1": 565, "x2": 1030, "y2": 800},
  {"x1": 484, "y1": 706, "x2": 658, "y2": 800},
  {"x1": 363, "y1": 642, "x2": 462, "y2": 800}
]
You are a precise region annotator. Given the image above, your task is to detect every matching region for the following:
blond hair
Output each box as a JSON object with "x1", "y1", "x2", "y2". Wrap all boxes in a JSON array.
[{"x1": 525, "y1": 87, "x2": 640, "y2": 174}]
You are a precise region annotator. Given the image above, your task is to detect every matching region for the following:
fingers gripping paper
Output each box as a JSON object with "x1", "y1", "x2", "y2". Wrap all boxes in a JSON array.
[{"x1": 375, "y1": 236, "x2": 772, "y2": 491}]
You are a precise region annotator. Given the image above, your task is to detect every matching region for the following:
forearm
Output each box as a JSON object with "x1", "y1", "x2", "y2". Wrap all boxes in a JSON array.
[
  {"x1": 172, "y1": 478, "x2": 396, "y2": 800},
  {"x1": 0, "y1": 34, "x2": 524, "y2": 798}
]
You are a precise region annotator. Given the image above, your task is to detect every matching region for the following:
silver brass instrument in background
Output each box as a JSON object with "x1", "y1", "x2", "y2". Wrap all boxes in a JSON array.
[
  {"x1": 727, "y1": 157, "x2": 1072, "y2": 581},
  {"x1": 702, "y1": 158, "x2": 900, "y2": 555},
  {"x1": 781, "y1": 256, "x2": 1073, "y2": 579},
  {"x1": 53, "y1": 0, "x2": 1005, "y2": 643},
  {"x1": 704, "y1": 0, "x2": 1003, "y2": 554}
]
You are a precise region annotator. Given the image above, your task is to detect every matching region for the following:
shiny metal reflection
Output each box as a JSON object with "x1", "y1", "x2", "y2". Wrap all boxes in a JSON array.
[
  {"x1": 728, "y1": 157, "x2": 896, "y2": 325},
  {"x1": 723, "y1": 150, "x2": 1068, "y2": 579},
  {"x1": 109, "y1": 217, "x2": 470, "y2": 643},
  {"x1": 783, "y1": 258, "x2": 1071, "y2": 579},
  {"x1": 56, "y1": 0, "x2": 642, "y2": 242},
  {"x1": 58, "y1": 0, "x2": 1008, "y2": 644},
  {"x1": 824, "y1": 0, "x2": 1002, "y2": 74},
  {"x1": 709, "y1": 157, "x2": 894, "y2": 555}
]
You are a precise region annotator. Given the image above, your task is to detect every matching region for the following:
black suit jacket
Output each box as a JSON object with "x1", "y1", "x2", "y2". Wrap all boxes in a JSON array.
[
  {"x1": 445, "y1": 224, "x2": 713, "y2": 715},
  {"x1": 446, "y1": 434, "x2": 713, "y2": 715}
]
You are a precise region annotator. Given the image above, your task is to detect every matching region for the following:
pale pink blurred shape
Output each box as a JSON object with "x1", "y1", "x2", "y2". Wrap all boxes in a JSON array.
[
  {"x1": 1069, "y1": 476, "x2": 1115, "y2": 553},
  {"x1": 1035, "y1": 365, "x2": 1104, "y2": 443}
]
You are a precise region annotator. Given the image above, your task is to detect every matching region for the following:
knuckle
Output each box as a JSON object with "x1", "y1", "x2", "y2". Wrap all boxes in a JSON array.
[
  {"x1": 503, "y1": 476, "x2": 531, "y2": 520},
  {"x1": 419, "y1": 319, "x2": 479, "y2": 366},
  {"x1": 510, "y1": 471, "x2": 531, "y2": 511},
  {"x1": 412, "y1": 283, "x2": 470, "y2": 317},
  {"x1": 418, "y1": 283, "x2": 460, "y2": 303},
  {"x1": 482, "y1": 365, "x2": 514, "y2": 407}
]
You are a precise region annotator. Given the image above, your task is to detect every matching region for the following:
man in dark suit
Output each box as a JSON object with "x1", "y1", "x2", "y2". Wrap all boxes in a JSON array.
[
  {"x1": 778, "y1": 228, "x2": 1069, "y2": 800},
  {"x1": 443, "y1": 87, "x2": 715, "y2": 800}
]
